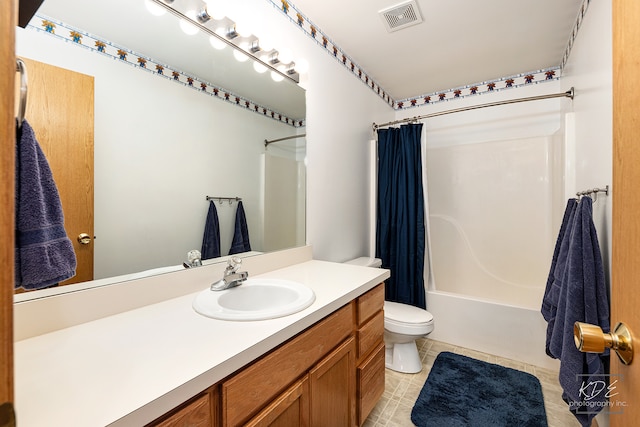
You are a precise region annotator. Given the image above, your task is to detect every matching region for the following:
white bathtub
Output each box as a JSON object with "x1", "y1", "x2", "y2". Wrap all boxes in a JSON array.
[{"x1": 426, "y1": 289, "x2": 558, "y2": 370}]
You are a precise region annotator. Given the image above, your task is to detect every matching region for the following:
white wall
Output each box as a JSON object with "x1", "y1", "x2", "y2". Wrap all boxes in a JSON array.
[{"x1": 561, "y1": 0, "x2": 613, "y2": 279}]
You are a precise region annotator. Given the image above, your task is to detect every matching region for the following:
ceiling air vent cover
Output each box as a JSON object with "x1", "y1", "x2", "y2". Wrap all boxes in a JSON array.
[{"x1": 379, "y1": 1, "x2": 423, "y2": 33}]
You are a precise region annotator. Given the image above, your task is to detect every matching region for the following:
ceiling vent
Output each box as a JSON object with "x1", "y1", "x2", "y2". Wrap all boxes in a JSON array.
[{"x1": 379, "y1": 1, "x2": 423, "y2": 33}]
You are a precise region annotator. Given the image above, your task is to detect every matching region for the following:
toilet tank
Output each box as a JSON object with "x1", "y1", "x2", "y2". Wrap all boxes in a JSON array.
[{"x1": 344, "y1": 257, "x2": 382, "y2": 268}]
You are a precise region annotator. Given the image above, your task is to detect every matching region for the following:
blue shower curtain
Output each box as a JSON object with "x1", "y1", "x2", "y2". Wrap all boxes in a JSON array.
[{"x1": 376, "y1": 123, "x2": 426, "y2": 309}]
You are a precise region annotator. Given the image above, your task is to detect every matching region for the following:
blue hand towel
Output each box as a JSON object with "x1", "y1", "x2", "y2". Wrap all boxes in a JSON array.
[
  {"x1": 229, "y1": 201, "x2": 251, "y2": 255},
  {"x1": 15, "y1": 119, "x2": 77, "y2": 290},
  {"x1": 544, "y1": 197, "x2": 610, "y2": 427},
  {"x1": 201, "y1": 201, "x2": 221, "y2": 259}
]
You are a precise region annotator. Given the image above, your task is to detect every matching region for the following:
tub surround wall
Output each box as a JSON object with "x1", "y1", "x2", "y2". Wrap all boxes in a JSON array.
[{"x1": 427, "y1": 135, "x2": 558, "y2": 309}]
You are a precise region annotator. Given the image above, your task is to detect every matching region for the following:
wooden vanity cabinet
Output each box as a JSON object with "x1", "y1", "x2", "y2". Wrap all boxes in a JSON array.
[
  {"x1": 222, "y1": 303, "x2": 354, "y2": 426},
  {"x1": 148, "y1": 284, "x2": 385, "y2": 427}
]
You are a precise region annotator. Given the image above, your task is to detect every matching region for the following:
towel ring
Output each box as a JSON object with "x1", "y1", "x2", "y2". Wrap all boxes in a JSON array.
[{"x1": 16, "y1": 58, "x2": 28, "y2": 129}]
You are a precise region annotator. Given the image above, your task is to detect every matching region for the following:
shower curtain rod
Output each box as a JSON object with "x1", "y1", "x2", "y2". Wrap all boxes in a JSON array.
[
  {"x1": 372, "y1": 88, "x2": 574, "y2": 131},
  {"x1": 264, "y1": 133, "x2": 307, "y2": 147}
]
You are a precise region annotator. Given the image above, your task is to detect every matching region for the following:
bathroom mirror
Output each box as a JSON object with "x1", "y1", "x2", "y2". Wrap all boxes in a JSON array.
[{"x1": 15, "y1": 0, "x2": 306, "y2": 298}]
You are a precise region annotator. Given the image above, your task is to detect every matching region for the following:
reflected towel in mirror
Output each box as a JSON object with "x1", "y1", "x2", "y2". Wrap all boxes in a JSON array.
[
  {"x1": 15, "y1": 119, "x2": 77, "y2": 290},
  {"x1": 229, "y1": 201, "x2": 251, "y2": 255},
  {"x1": 202, "y1": 201, "x2": 221, "y2": 259}
]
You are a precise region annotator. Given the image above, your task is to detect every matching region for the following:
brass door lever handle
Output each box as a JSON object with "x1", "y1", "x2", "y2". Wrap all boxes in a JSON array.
[{"x1": 574, "y1": 322, "x2": 633, "y2": 365}]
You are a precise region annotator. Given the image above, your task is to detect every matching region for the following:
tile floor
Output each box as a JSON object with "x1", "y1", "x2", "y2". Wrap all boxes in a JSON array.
[{"x1": 364, "y1": 338, "x2": 581, "y2": 427}]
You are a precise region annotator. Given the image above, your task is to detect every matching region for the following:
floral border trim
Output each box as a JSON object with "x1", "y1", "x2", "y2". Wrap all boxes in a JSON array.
[
  {"x1": 29, "y1": 14, "x2": 305, "y2": 128},
  {"x1": 270, "y1": 0, "x2": 586, "y2": 111},
  {"x1": 561, "y1": 0, "x2": 591, "y2": 70},
  {"x1": 394, "y1": 67, "x2": 560, "y2": 110}
]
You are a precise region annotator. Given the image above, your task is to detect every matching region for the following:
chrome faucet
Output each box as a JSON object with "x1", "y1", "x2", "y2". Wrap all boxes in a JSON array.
[
  {"x1": 183, "y1": 249, "x2": 203, "y2": 268},
  {"x1": 210, "y1": 256, "x2": 248, "y2": 291}
]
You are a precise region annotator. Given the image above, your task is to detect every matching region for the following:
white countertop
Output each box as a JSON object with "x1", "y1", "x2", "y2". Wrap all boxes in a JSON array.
[{"x1": 14, "y1": 259, "x2": 389, "y2": 426}]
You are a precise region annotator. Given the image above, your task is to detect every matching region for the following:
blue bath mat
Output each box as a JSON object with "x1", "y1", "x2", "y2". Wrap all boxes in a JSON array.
[{"x1": 411, "y1": 352, "x2": 548, "y2": 427}]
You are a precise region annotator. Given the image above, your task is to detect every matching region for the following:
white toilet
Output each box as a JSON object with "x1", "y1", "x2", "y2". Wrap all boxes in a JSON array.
[{"x1": 345, "y1": 257, "x2": 434, "y2": 373}]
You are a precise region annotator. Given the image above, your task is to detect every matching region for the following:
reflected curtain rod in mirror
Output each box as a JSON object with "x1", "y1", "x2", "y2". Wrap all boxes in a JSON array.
[{"x1": 265, "y1": 133, "x2": 306, "y2": 147}]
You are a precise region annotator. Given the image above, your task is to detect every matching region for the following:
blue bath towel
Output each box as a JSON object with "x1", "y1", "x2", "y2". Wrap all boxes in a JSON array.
[
  {"x1": 542, "y1": 198, "x2": 578, "y2": 338},
  {"x1": 543, "y1": 197, "x2": 610, "y2": 427},
  {"x1": 201, "y1": 201, "x2": 221, "y2": 259},
  {"x1": 15, "y1": 119, "x2": 77, "y2": 290},
  {"x1": 229, "y1": 201, "x2": 251, "y2": 255}
]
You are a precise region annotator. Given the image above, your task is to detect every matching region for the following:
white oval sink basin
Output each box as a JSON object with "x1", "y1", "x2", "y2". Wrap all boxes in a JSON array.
[{"x1": 192, "y1": 278, "x2": 315, "y2": 321}]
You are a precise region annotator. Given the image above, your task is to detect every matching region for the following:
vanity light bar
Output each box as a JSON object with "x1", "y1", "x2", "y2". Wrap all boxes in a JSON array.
[{"x1": 149, "y1": 0, "x2": 299, "y2": 84}]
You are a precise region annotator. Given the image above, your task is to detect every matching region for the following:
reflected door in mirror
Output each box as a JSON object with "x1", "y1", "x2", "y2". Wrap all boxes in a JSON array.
[{"x1": 21, "y1": 58, "x2": 94, "y2": 287}]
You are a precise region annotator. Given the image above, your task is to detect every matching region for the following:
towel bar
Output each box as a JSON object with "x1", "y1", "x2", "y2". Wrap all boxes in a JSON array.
[
  {"x1": 206, "y1": 196, "x2": 242, "y2": 204},
  {"x1": 16, "y1": 58, "x2": 28, "y2": 129}
]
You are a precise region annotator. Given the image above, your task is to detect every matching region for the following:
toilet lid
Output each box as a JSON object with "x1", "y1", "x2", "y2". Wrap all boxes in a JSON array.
[{"x1": 384, "y1": 301, "x2": 433, "y2": 324}]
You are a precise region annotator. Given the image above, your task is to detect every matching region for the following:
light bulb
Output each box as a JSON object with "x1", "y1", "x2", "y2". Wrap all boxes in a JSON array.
[
  {"x1": 277, "y1": 47, "x2": 293, "y2": 64},
  {"x1": 209, "y1": 36, "x2": 226, "y2": 50},
  {"x1": 179, "y1": 11, "x2": 199, "y2": 35},
  {"x1": 204, "y1": 0, "x2": 227, "y2": 20},
  {"x1": 258, "y1": 34, "x2": 274, "y2": 52},
  {"x1": 271, "y1": 71, "x2": 284, "y2": 82},
  {"x1": 233, "y1": 49, "x2": 249, "y2": 62},
  {"x1": 234, "y1": 19, "x2": 253, "y2": 38},
  {"x1": 145, "y1": 0, "x2": 166, "y2": 16},
  {"x1": 253, "y1": 62, "x2": 268, "y2": 73},
  {"x1": 295, "y1": 58, "x2": 309, "y2": 74}
]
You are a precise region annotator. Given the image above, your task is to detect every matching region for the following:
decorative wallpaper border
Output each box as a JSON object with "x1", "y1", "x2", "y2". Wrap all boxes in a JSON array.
[
  {"x1": 561, "y1": 0, "x2": 591, "y2": 70},
  {"x1": 394, "y1": 67, "x2": 560, "y2": 110},
  {"x1": 28, "y1": 14, "x2": 305, "y2": 128},
  {"x1": 269, "y1": 0, "x2": 590, "y2": 111}
]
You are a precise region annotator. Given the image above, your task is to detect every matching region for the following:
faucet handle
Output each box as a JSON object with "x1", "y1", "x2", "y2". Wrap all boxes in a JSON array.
[
  {"x1": 185, "y1": 250, "x2": 202, "y2": 268},
  {"x1": 226, "y1": 256, "x2": 242, "y2": 272}
]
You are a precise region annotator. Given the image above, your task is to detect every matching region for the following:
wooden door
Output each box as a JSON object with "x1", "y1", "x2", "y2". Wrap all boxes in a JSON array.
[
  {"x1": 611, "y1": 0, "x2": 640, "y2": 425},
  {"x1": 19, "y1": 58, "x2": 94, "y2": 286},
  {"x1": 1, "y1": 0, "x2": 16, "y2": 421},
  {"x1": 309, "y1": 337, "x2": 356, "y2": 427}
]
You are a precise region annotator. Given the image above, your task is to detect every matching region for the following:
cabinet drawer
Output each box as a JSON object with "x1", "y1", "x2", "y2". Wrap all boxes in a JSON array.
[
  {"x1": 357, "y1": 342, "x2": 385, "y2": 426},
  {"x1": 357, "y1": 310, "x2": 384, "y2": 359},
  {"x1": 149, "y1": 393, "x2": 211, "y2": 427},
  {"x1": 222, "y1": 303, "x2": 354, "y2": 427},
  {"x1": 356, "y1": 283, "x2": 384, "y2": 326}
]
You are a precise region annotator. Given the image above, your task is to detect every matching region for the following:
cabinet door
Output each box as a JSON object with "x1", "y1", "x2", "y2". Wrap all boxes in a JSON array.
[
  {"x1": 309, "y1": 337, "x2": 356, "y2": 427},
  {"x1": 245, "y1": 377, "x2": 309, "y2": 427},
  {"x1": 150, "y1": 393, "x2": 212, "y2": 427}
]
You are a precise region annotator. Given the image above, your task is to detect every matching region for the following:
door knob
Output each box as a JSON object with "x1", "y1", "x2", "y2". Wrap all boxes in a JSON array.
[
  {"x1": 77, "y1": 233, "x2": 92, "y2": 245},
  {"x1": 574, "y1": 322, "x2": 633, "y2": 365}
]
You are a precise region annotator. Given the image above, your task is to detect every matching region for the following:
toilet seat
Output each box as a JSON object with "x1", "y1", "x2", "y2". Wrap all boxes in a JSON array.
[{"x1": 384, "y1": 301, "x2": 434, "y2": 335}]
